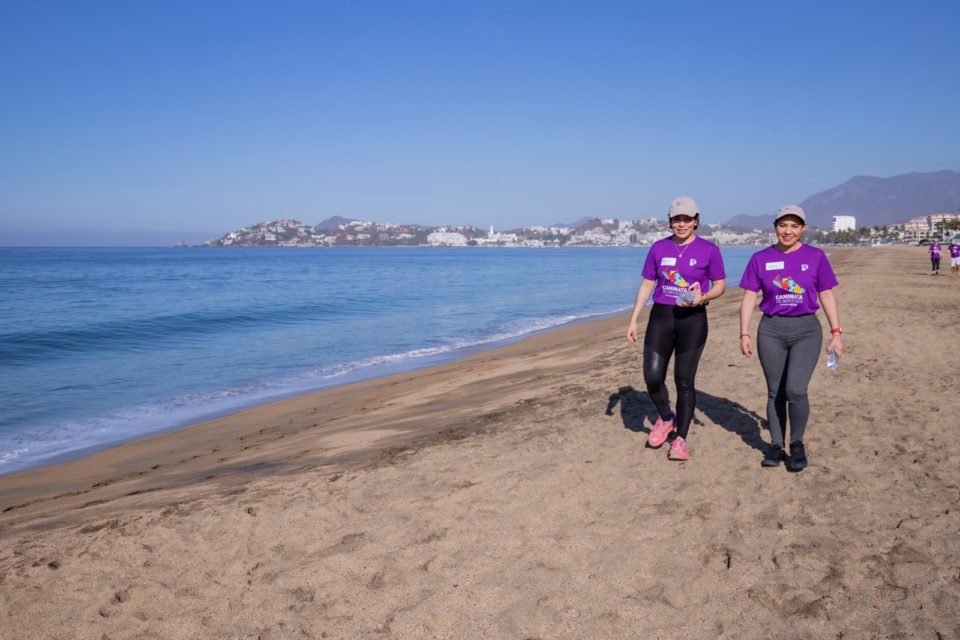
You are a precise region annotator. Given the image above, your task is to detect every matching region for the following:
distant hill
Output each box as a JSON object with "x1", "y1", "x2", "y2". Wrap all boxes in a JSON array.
[
  {"x1": 726, "y1": 214, "x2": 774, "y2": 229},
  {"x1": 799, "y1": 170, "x2": 960, "y2": 228},
  {"x1": 553, "y1": 217, "x2": 594, "y2": 229},
  {"x1": 315, "y1": 215, "x2": 357, "y2": 230}
]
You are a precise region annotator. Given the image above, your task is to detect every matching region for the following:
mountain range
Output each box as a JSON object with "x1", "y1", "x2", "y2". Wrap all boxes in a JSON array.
[
  {"x1": 728, "y1": 170, "x2": 960, "y2": 229},
  {"x1": 322, "y1": 170, "x2": 960, "y2": 233}
]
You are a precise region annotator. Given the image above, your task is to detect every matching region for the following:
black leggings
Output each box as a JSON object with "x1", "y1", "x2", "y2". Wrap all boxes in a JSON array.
[
  {"x1": 642, "y1": 303, "x2": 708, "y2": 439},
  {"x1": 932, "y1": 256, "x2": 941, "y2": 271}
]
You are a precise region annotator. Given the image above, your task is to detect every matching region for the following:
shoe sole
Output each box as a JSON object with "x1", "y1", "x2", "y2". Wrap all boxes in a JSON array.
[{"x1": 761, "y1": 459, "x2": 782, "y2": 467}]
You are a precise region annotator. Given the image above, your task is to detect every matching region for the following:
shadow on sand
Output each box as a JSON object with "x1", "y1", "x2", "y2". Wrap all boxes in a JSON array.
[{"x1": 606, "y1": 386, "x2": 767, "y2": 453}]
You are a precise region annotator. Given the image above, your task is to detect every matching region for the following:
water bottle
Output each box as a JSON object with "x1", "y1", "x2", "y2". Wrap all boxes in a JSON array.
[
  {"x1": 677, "y1": 290, "x2": 696, "y2": 305},
  {"x1": 826, "y1": 350, "x2": 839, "y2": 371}
]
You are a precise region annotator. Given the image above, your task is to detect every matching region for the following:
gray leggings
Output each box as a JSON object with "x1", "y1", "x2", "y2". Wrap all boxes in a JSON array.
[{"x1": 756, "y1": 314, "x2": 822, "y2": 446}]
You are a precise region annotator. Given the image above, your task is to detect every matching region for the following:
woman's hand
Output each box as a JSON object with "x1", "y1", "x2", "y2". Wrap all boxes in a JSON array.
[
  {"x1": 677, "y1": 282, "x2": 701, "y2": 307},
  {"x1": 827, "y1": 333, "x2": 844, "y2": 358},
  {"x1": 738, "y1": 290, "x2": 758, "y2": 358},
  {"x1": 627, "y1": 279, "x2": 655, "y2": 343}
]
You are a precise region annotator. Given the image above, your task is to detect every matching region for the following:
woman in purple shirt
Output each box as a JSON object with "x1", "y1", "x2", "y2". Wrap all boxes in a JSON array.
[
  {"x1": 738, "y1": 205, "x2": 843, "y2": 471},
  {"x1": 929, "y1": 241, "x2": 942, "y2": 276},
  {"x1": 627, "y1": 196, "x2": 726, "y2": 461}
]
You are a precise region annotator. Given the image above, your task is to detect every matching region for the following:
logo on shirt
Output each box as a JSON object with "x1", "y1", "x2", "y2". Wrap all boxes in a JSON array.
[
  {"x1": 801, "y1": 264, "x2": 809, "y2": 272},
  {"x1": 773, "y1": 274, "x2": 804, "y2": 294},
  {"x1": 662, "y1": 269, "x2": 690, "y2": 288},
  {"x1": 689, "y1": 258, "x2": 697, "y2": 266}
]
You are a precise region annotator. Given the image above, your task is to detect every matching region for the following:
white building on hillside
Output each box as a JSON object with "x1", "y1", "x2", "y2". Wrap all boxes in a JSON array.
[
  {"x1": 833, "y1": 215, "x2": 856, "y2": 232},
  {"x1": 426, "y1": 231, "x2": 468, "y2": 247}
]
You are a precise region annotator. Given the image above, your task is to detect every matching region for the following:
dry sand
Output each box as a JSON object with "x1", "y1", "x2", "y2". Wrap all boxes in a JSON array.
[{"x1": 1, "y1": 246, "x2": 958, "y2": 639}]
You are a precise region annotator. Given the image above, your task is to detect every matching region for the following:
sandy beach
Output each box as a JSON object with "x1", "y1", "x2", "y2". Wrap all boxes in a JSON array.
[{"x1": 1, "y1": 245, "x2": 958, "y2": 639}]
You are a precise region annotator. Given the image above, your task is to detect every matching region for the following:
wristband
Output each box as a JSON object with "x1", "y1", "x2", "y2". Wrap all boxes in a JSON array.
[
  {"x1": 740, "y1": 334, "x2": 749, "y2": 338},
  {"x1": 830, "y1": 327, "x2": 842, "y2": 335}
]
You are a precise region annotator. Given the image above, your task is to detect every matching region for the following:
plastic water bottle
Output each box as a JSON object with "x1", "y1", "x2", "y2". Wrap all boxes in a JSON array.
[
  {"x1": 677, "y1": 290, "x2": 696, "y2": 305},
  {"x1": 826, "y1": 350, "x2": 839, "y2": 371},
  {"x1": 645, "y1": 296, "x2": 654, "y2": 308}
]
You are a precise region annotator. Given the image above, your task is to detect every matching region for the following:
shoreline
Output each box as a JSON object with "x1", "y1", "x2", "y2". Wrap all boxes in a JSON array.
[
  {"x1": 0, "y1": 303, "x2": 633, "y2": 480},
  {"x1": 3, "y1": 245, "x2": 959, "y2": 638},
  {"x1": 0, "y1": 303, "x2": 639, "y2": 527},
  {"x1": 3, "y1": 243, "x2": 676, "y2": 480}
]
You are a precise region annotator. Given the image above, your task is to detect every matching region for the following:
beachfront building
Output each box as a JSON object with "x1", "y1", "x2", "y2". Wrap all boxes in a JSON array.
[
  {"x1": 896, "y1": 213, "x2": 960, "y2": 242},
  {"x1": 525, "y1": 225, "x2": 572, "y2": 235},
  {"x1": 474, "y1": 226, "x2": 520, "y2": 246},
  {"x1": 426, "y1": 231, "x2": 469, "y2": 246},
  {"x1": 930, "y1": 213, "x2": 960, "y2": 240},
  {"x1": 832, "y1": 215, "x2": 856, "y2": 232}
]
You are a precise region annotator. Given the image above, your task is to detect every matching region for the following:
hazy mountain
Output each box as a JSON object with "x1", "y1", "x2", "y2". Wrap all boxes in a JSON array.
[
  {"x1": 552, "y1": 217, "x2": 594, "y2": 228},
  {"x1": 799, "y1": 170, "x2": 960, "y2": 228},
  {"x1": 725, "y1": 214, "x2": 774, "y2": 229},
  {"x1": 315, "y1": 215, "x2": 357, "y2": 230}
]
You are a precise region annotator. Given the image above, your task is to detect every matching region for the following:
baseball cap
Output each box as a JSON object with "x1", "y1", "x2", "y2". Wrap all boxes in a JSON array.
[
  {"x1": 668, "y1": 196, "x2": 700, "y2": 218},
  {"x1": 776, "y1": 205, "x2": 806, "y2": 224}
]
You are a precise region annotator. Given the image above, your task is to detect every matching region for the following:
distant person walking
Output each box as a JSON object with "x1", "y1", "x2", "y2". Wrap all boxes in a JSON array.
[
  {"x1": 929, "y1": 241, "x2": 942, "y2": 276},
  {"x1": 627, "y1": 196, "x2": 726, "y2": 461},
  {"x1": 738, "y1": 205, "x2": 842, "y2": 471},
  {"x1": 948, "y1": 240, "x2": 960, "y2": 274}
]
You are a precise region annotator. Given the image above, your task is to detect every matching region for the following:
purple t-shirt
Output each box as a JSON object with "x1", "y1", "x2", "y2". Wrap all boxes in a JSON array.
[
  {"x1": 739, "y1": 243, "x2": 839, "y2": 316},
  {"x1": 642, "y1": 236, "x2": 726, "y2": 306},
  {"x1": 930, "y1": 243, "x2": 942, "y2": 259},
  {"x1": 950, "y1": 243, "x2": 960, "y2": 259}
]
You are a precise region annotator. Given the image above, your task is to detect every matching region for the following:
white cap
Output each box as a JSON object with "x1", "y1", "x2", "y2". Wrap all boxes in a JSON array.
[
  {"x1": 668, "y1": 196, "x2": 699, "y2": 218},
  {"x1": 776, "y1": 204, "x2": 806, "y2": 224}
]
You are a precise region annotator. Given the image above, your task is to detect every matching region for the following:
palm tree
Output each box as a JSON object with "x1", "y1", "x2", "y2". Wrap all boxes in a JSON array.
[{"x1": 944, "y1": 218, "x2": 960, "y2": 241}]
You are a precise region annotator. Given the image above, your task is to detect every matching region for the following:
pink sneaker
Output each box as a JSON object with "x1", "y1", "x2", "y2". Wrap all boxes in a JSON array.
[
  {"x1": 668, "y1": 436, "x2": 689, "y2": 461},
  {"x1": 647, "y1": 416, "x2": 674, "y2": 448}
]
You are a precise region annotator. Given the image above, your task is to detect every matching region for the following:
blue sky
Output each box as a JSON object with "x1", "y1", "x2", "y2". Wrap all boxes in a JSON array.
[{"x1": 1, "y1": 0, "x2": 958, "y2": 245}]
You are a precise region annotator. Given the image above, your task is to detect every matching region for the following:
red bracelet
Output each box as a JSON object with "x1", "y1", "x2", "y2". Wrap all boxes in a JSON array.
[{"x1": 830, "y1": 327, "x2": 842, "y2": 335}]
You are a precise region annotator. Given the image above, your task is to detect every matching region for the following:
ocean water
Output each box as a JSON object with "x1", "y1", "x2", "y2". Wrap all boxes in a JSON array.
[{"x1": 0, "y1": 246, "x2": 753, "y2": 475}]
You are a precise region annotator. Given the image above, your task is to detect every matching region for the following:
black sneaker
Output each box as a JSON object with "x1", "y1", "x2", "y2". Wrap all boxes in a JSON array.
[
  {"x1": 788, "y1": 442, "x2": 808, "y2": 471},
  {"x1": 761, "y1": 444, "x2": 785, "y2": 467}
]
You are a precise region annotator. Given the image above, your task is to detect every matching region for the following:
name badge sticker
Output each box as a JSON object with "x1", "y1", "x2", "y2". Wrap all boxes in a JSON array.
[
  {"x1": 765, "y1": 261, "x2": 785, "y2": 271},
  {"x1": 660, "y1": 257, "x2": 677, "y2": 266}
]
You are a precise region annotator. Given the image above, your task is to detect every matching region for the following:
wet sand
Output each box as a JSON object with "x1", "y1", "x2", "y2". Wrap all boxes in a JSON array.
[{"x1": 2, "y1": 246, "x2": 958, "y2": 639}]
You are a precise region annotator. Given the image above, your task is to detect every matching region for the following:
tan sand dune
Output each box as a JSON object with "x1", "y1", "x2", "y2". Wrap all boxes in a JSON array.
[{"x1": 1, "y1": 246, "x2": 958, "y2": 639}]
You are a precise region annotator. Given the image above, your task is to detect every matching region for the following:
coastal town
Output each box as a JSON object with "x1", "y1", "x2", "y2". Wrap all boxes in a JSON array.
[
  {"x1": 203, "y1": 217, "x2": 772, "y2": 248},
  {"x1": 201, "y1": 211, "x2": 960, "y2": 248}
]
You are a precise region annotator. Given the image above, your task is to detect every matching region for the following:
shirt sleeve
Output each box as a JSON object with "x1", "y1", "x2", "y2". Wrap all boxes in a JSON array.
[
  {"x1": 738, "y1": 253, "x2": 761, "y2": 292},
  {"x1": 641, "y1": 244, "x2": 658, "y2": 281},
  {"x1": 707, "y1": 243, "x2": 726, "y2": 280},
  {"x1": 816, "y1": 251, "x2": 839, "y2": 291}
]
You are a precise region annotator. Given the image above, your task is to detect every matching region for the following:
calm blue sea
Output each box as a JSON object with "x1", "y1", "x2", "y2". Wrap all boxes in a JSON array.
[{"x1": 0, "y1": 246, "x2": 752, "y2": 475}]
